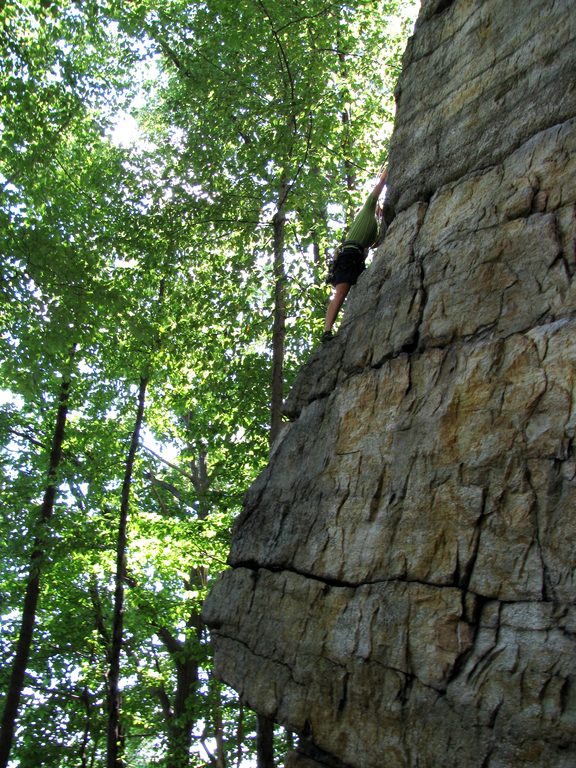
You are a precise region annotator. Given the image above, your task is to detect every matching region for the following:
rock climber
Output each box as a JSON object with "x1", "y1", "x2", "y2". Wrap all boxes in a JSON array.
[{"x1": 322, "y1": 165, "x2": 388, "y2": 342}]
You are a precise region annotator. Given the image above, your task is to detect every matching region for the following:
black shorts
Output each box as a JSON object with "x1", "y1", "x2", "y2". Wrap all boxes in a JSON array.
[{"x1": 330, "y1": 244, "x2": 366, "y2": 286}]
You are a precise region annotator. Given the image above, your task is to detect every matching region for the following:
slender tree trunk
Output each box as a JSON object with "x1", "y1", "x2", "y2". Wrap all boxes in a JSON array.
[
  {"x1": 79, "y1": 686, "x2": 93, "y2": 768},
  {"x1": 269, "y1": 177, "x2": 288, "y2": 446},
  {"x1": 256, "y1": 174, "x2": 290, "y2": 768},
  {"x1": 146, "y1": 428, "x2": 212, "y2": 766},
  {"x1": 210, "y1": 678, "x2": 226, "y2": 768},
  {"x1": 257, "y1": 175, "x2": 291, "y2": 767},
  {"x1": 0, "y1": 369, "x2": 73, "y2": 768},
  {"x1": 235, "y1": 702, "x2": 245, "y2": 768},
  {"x1": 257, "y1": 714, "x2": 275, "y2": 768},
  {"x1": 337, "y1": 26, "x2": 357, "y2": 222},
  {"x1": 106, "y1": 376, "x2": 148, "y2": 768},
  {"x1": 158, "y1": 628, "x2": 199, "y2": 768}
]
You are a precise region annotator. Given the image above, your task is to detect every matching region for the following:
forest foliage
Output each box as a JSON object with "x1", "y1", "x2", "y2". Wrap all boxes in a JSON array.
[{"x1": 0, "y1": 1, "x2": 418, "y2": 765}]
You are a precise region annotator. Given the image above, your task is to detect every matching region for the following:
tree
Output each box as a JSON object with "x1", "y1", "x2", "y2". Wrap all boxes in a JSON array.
[
  {"x1": 106, "y1": 375, "x2": 149, "y2": 768},
  {"x1": 0, "y1": 1, "x2": 418, "y2": 765},
  {"x1": 0, "y1": 362, "x2": 74, "y2": 768}
]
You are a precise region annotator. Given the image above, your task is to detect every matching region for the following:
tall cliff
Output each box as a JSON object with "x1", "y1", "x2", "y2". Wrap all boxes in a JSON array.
[{"x1": 203, "y1": 1, "x2": 576, "y2": 766}]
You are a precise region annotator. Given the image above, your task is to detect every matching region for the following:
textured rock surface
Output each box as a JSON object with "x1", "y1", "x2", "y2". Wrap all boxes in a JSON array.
[
  {"x1": 388, "y1": 0, "x2": 576, "y2": 214},
  {"x1": 203, "y1": 1, "x2": 576, "y2": 766}
]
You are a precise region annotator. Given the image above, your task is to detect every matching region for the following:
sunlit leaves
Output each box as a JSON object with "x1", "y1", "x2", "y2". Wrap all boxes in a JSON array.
[{"x1": 0, "y1": 1, "x2": 418, "y2": 765}]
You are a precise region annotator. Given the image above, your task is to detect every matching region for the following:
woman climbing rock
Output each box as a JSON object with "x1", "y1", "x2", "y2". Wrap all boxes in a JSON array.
[{"x1": 322, "y1": 165, "x2": 388, "y2": 341}]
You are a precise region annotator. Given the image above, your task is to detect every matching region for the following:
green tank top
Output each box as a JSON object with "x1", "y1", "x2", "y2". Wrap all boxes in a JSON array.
[{"x1": 344, "y1": 191, "x2": 378, "y2": 249}]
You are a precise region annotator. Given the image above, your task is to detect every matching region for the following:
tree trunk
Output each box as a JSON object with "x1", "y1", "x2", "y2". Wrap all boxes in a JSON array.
[
  {"x1": 257, "y1": 714, "x2": 275, "y2": 768},
  {"x1": 210, "y1": 678, "x2": 226, "y2": 768},
  {"x1": 235, "y1": 702, "x2": 245, "y2": 768},
  {"x1": 269, "y1": 177, "x2": 288, "y2": 446},
  {"x1": 258, "y1": 175, "x2": 290, "y2": 768},
  {"x1": 0, "y1": 369, "x2": 73, "y2": 768},
  {"x1": 337, "y1": 27, "x2": 358, "y2": 222},
  {"x1": 157, "y1": 626, "x2": 199, "y2": 768},
  {"x1": 146, "y1": 426, "x2": 213, "y2": 766},
  {"x1": 106, "y1": 375, "x2": 148, "y2": 768},
  {"x1": 79, "y1": 686, "x2": 93, "y2": 768}
]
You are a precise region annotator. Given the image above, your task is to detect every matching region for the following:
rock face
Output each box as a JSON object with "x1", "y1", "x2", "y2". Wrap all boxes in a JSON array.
[{"x1": 203, "y1": 1, "x2": 576, "y2": 766}]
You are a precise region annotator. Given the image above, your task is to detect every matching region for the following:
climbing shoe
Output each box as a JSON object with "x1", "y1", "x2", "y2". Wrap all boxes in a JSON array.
[{"x1": 321, "y1": 330, "x2": 334, "y2": 343}]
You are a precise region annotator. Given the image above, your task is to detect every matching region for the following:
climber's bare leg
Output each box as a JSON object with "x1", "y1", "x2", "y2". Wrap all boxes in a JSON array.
[{"x1": 324, "y1": 282, "x2": 351, "y2": 334}]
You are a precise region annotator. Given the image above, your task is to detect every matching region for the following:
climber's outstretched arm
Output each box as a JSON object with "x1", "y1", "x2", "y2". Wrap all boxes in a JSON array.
[{"x1": 371, "y1": 165, "x2": 388, "y2": 199}]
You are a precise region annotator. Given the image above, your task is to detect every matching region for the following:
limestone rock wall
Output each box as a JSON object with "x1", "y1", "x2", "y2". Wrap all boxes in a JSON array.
[{"x1": 203, "y1": 1, "x2": 576, "y2": 766}]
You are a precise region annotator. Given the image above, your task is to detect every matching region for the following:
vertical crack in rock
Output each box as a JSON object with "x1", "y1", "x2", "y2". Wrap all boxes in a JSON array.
[{"x1": 402, "y1": 210, "x2": 429, "y2": 357}]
